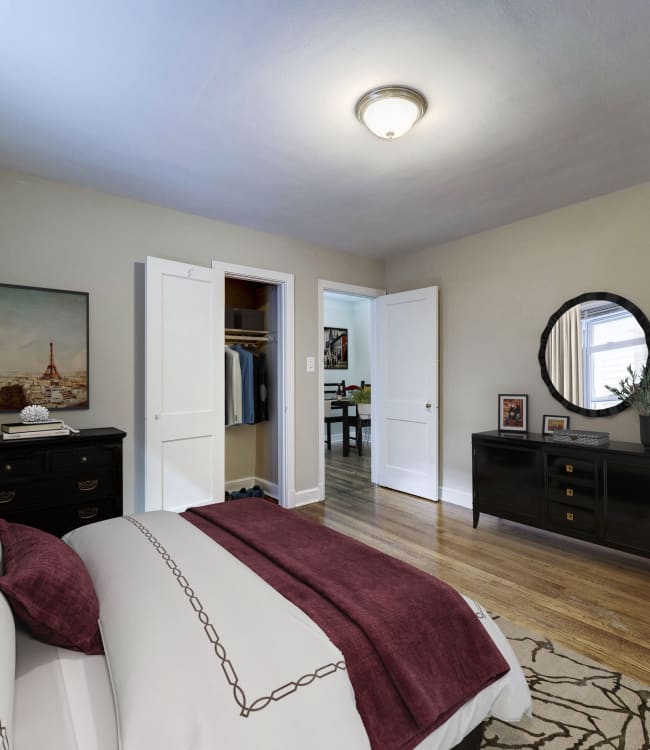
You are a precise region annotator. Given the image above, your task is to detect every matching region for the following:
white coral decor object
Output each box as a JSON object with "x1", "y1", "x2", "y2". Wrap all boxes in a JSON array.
[{"x1": 20, "y1": 405, "x2": 50, "y2": 423}]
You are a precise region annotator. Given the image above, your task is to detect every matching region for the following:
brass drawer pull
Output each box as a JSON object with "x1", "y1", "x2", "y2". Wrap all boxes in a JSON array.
[
  {"x1": 0, "y1": 490, "x2": 15, "y2": 504},
  {"x1": 78, "y1": 506, "x2": 99, "y2": 520},
  {"x1": 566, "y1": 488, "x2": 574, "y2": 497},
  {"x1": 566, "y1": 512, "x2": 574, "y2": 521},
  {"x1": 565, "y1": 464, "x2": 573, "y2": 473},
  {"x1": 78, "y1": 479, "x2": 99, "y2": 492},
  {"x1": 4, "y1": 464, "x2": 12, "y2": 472}
]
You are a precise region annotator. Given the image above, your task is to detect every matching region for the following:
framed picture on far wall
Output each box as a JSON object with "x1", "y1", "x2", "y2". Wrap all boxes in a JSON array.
[
  {"x1": 498, "y1": 393, "x2": 528, "y2": 433},
  {"x1": 0, "y1": 283, "x2": 89, "y2": 411},
  {"x1": 324, "y1": 326, "x2": 348, "y2": 369},
  {"x1": 542, "y1": 414, "x2": 569, "y2": 435}
]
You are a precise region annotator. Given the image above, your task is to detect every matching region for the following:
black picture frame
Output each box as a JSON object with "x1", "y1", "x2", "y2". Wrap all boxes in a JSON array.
[
  {"x1": 498, "y1": 393, "x2": 528, "y2": 433},
  {"x1": 542, "y1": 414, "x2": 570, "y2": 435},
  {"x1": 324, "y1": 326, "x2": 348, "y2": 370},
  {"x1": 0, "y1": 283, "x2": 89, "y2": 411}
]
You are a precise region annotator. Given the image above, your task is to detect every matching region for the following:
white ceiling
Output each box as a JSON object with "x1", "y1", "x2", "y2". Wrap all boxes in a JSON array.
[{"x1": 1, "y1": 1, "x2": 649, "y2": 259}]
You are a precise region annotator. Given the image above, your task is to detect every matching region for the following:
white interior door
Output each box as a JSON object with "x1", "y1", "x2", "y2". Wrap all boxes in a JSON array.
[
  {"x1": 375, "y1": 287, "x2": 438, "y2": 500},
  {"x1": 145, "y1": 257, "x2": 224, "y2": 511}
]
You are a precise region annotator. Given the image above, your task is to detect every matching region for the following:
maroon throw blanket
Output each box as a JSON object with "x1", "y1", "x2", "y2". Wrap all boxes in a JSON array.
[{"x1": 183, "y1": 500, "x2": 509, "y2": 750}]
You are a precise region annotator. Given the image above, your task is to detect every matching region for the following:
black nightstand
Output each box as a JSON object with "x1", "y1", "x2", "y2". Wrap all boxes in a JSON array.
[{"x1": 0, "y1": 427, "x2": 126, "y2": 536}]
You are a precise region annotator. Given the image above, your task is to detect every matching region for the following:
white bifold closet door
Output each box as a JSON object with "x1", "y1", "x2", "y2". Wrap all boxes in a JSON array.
[
  {"x1": 145, "y1": 257, "x2": 225, "y2": 511},
  {"x1": 375, "y1": 286, "x2": 439, "y2": 500}
]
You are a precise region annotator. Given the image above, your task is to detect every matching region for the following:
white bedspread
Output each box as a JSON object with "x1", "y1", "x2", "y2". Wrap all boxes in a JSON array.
[
  {"x1": 57, "y1": 511, "x2": 530, "y2": 750},
  {"x1": 67, "y1": 511, "x2": 371, "y2": 750}
]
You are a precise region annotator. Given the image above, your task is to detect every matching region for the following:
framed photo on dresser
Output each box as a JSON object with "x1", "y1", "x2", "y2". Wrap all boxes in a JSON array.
[
  {"x1": 0, "y1": 283, "x2": 89, "y2": 411},
  {"x1": 498, "y1": 393, "x2": 528, "y2": 433},
  {"x1": 542, "y1": 414, "x2": 569, "y2": 435}
]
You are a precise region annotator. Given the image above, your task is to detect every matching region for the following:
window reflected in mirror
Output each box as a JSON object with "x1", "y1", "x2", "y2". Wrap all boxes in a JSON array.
[{"x1": 539, "y1": 292, "x2": 650, "y2": 417}]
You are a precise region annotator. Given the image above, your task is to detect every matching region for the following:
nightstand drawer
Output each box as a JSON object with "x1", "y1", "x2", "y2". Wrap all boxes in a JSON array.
[
  {"x1": 49, "y1": 445, "x2": 116, "y2": 473},
  {"x1": 0, "y1": 452, "x2": 45, "y2": 479},
  {"x1": 2, "y1": 498, "x2": 118, "y2": 537},
  {"x1": 55, "y1": 471, "x2": 115, "y2": 500},
  {"x1": 549, "y1": 502, "x2": 596, "y2": 533},
  {"x1": 0, "y1": 479, "x2": 45, "y2": 510}
]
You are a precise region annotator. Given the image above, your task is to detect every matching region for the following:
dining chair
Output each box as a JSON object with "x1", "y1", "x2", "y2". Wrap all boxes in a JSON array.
[
  {"x1": 351, "y1": 382, "x2": 371, "y2": 455},
  {"x1": 324, "y1": 380, "x2": 345, "y2": 450}
]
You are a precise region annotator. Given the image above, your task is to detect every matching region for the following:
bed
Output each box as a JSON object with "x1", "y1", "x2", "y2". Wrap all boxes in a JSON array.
[{"x1": 0, "y1": 498, "x2": 531, "y2": 750}]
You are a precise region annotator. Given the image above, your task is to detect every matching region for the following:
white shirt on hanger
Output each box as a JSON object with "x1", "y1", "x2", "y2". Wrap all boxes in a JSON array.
[{"x1": 225, "y1": 346, "x2": 243, "y2": 426}]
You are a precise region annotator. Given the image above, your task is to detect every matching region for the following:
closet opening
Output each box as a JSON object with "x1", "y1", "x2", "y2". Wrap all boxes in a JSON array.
[
  {"x1": 215, "y1": 262, "x2": 295, "y2": 509},
  {"x1": 224, "y1": 278, "x2": 279, "y2": 502}
]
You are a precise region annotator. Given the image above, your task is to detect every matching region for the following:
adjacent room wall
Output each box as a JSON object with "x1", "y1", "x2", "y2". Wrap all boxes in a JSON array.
[
  {"x1": 0, "y1": 168, "x2": 384, "y2": 513},
  {"x1": 384, "y1": 181, "x2": 650, "y2": 507}
]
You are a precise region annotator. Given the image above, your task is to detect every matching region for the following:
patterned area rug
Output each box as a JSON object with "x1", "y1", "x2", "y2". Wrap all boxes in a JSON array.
[{"x1": 483, "y1": 615, "x2": 649, "y2": 750}]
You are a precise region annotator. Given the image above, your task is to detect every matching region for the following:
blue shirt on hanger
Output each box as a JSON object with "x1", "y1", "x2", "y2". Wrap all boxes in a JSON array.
[{"x1": 233, "y1": 345, "x2": 255, "y2": 424}]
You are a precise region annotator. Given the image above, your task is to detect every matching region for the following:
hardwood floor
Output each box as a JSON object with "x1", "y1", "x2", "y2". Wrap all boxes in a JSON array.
[{"x1": 297, "y1": 445, "x2": 650, "y2": 685}]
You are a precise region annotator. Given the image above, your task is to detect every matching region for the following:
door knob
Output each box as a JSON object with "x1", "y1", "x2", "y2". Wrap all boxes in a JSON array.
[{"x1": 425, "y1": 402, "x2": 432, "y2": 408}]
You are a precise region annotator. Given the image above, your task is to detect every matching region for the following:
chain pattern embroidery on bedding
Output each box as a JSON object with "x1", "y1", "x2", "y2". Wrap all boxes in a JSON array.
[
  {"x1": 124, "y1": 516, "x2": 346, "y2": 717},
  {"x1": 1, "y1": 720, "x2": 9, "y2": 750}
]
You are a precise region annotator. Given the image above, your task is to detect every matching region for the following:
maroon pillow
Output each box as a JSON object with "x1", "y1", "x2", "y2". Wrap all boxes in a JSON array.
[{"x1": 0, "y1": 520, "x2": 103, "y2": 654}]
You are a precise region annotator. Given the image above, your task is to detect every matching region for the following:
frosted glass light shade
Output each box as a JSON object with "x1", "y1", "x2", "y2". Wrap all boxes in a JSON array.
[{"x1": 356, "y1": 86, "x2": 427, "y2": 140}]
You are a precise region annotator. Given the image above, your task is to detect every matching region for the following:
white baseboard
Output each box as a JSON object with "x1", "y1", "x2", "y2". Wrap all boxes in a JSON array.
[
  {"x1": 290, "y1": 486, "x2": 324, "y2": 508},
  {"x1": 438, "y1": 485, "x2": 473, "y2": 509}
]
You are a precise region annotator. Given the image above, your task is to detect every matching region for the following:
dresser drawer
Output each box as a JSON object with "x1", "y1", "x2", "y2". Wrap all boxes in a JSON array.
[
  {"x1": 0, "y1": 452, "x2": 45, "y2": 480},
  {"x1": 546, "y1": 477, "x2": 596, "y2": 509},
  {"x1": 549, "y1": 502, "x2": 596, "y2": 534},
  {"x1": 49, "y1": 445, "x2": 116, "y2": 473},
  {"x1": 54, "y1": 471, "x2": 115, "y2": 501},
  {"x1": 546, "y1": 454, "x2": 596, "y2": 482},
  {"x1": 0, "y1": 478, "x2": 45, "y2": 510},
  {"x1": 2, "y1": 498, "x2": 118, "y2": 537}
]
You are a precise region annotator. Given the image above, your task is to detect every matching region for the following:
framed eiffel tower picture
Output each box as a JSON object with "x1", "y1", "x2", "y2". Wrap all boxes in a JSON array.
[{"x1": 0, "y1": 283, "x2": 89, "y2": 411}]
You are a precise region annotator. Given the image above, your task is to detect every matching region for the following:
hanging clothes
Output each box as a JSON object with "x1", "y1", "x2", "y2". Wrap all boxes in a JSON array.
[
  {"x1": 224, "y1": 346, "x2": 242, "y2": 426},
  {"x1": 253, "y1": 350, "x2": 268, "y2": 422},
  {"x1": 233, "y1": 345, "x2": 256, "y2": 425}
]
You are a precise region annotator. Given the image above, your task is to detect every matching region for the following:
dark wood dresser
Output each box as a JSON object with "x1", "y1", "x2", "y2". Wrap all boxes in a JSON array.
[
  {"x1": 472, "y1": 430, "x2": 650, "y2": 558},
  {"x1": 0, "y1": 427, "x2": 126, "y2": 537}
]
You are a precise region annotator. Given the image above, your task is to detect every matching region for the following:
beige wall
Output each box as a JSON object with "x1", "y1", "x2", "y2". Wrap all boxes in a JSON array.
[
  {"x1": 385, "y1": 182, "x2": 650, "y2": 505},
  {"x1": 0, "y1": 169, "x2": 384, "y2": 513}
]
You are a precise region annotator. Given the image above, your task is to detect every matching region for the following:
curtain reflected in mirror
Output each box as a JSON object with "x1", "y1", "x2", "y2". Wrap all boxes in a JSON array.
[
  {"x1": 540, "y1": 293, "x2": 650, "y2": 417},
  {"x1": 547, "y1": 305, "x2": 584, "y2": 406}
]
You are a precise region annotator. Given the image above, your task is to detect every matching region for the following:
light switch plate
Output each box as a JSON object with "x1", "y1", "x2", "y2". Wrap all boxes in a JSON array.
[{"x1": 306, "y1": 356, "x2": 315, "y2": 372}]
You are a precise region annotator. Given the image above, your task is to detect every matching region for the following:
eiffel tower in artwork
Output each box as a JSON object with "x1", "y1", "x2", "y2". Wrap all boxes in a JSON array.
[{"x1": 41, "y1": 341, "x2": 62, "y2": 380}]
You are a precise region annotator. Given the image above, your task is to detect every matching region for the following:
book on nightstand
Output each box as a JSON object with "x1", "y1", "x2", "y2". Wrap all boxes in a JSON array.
[
  {"x1": 1, "y1": 427, "x2": 70, "y2": 440},
  {"x1": 1, "y1": 420, "x2": 64, "y2": 434}
]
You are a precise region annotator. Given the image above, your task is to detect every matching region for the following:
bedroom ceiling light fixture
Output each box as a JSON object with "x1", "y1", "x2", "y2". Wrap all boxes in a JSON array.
[{"x1": 355, "y1": 85, "x2": 428, "y2": 140}]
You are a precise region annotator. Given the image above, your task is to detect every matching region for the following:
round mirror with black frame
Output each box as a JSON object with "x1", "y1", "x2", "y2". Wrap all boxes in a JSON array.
[{"x1": 538, "y1": 292, "x2": 650, "y2": 418}]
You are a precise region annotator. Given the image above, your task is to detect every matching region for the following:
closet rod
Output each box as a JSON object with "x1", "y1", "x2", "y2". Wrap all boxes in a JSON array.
[{"x1": 225, "y1": 334, "x2": 274, "y2": 343}]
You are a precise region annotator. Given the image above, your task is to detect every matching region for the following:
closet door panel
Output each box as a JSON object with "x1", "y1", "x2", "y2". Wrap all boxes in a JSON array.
[
  {"x1": 162, "y1": 436, "x2": 215, "y2": 509},
  {"x1": 146, "y1": 257, "x2": 224, "y2": 512},
  {"x1": 161, "y1": 274, "x2": 213, "y2": 413}
]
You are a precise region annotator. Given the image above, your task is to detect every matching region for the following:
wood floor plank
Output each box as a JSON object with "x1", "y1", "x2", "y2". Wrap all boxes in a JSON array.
[{"x1": 296, "y1": 445, "x2": 650, "y2": 685}]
